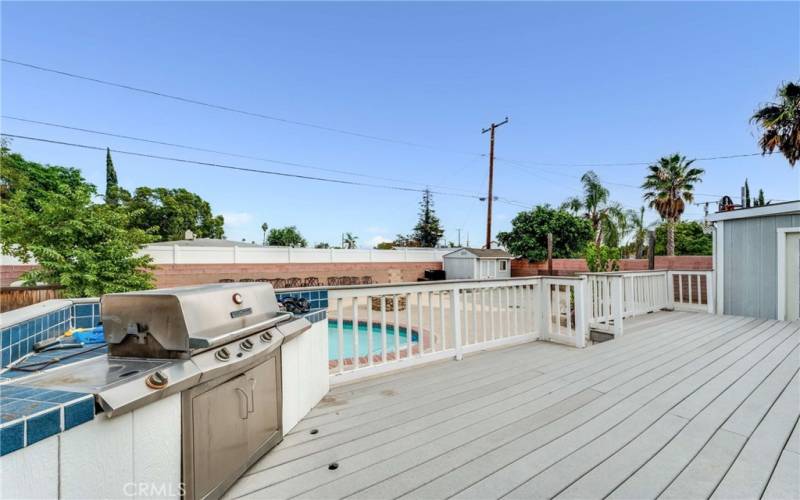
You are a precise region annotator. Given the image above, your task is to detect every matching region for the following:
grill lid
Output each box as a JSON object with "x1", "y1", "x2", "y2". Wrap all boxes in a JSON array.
[{"x1": 102, "y1": 283, "x2": 290, "y2": 356}]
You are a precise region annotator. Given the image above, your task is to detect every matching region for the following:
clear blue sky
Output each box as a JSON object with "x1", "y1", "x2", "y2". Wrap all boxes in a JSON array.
[{"x1": 2, "y1": 1, "x2": 799, "y2": 247}]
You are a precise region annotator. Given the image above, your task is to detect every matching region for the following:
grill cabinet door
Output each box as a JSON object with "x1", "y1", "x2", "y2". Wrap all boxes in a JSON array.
[
  {"x1": 191, "y1": 373, "x2": 249, "y2": 499},
  {"x1": 244, "y1": 357, "x2": 280, "y2": 456}
]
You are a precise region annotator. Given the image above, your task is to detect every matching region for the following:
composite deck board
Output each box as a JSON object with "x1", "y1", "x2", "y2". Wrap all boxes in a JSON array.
[
  {"x1": 226, "y1": 312, "x2": 800, "y2": 500},
  {"x1": 236, "y1": 314, "x2": 737, "y2": 493},
  {"x1": 231, "y1": 314, "x2": 758, "y2": 499}
]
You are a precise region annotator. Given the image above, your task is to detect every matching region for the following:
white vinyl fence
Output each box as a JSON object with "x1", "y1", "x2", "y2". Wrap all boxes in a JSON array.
[
  {"x1": 586, "y1": 270, "x2": 714, "y2": 337},
  {"x1": 142, "y1": 245, "x2": 452, "y2": 265},
  {"x1": 326, "y1": 276, "x2": 588, "y2": 384}
]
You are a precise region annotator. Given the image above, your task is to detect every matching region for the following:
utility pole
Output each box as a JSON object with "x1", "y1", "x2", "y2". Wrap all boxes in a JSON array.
[
  {"x1": 456, "y1": 228, "x2": 462, "y2": 247},
  {"x1": 482, "y1": 117, "x2": 509, "y2": 249}
]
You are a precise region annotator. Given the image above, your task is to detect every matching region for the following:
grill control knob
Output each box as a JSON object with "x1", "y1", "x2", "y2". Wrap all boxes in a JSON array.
[
  {"x1": 240, "y1": 339, "x2": 254, "y2": 351},
  {"x1": 215, "y1": 347, "x2": 231, "y2": 362},
  {"x1": 145, "y1": 371, "x2": 168, "y2": 389},
  {"x1": 259, "y1": 331, "x2": 273, "y2": 343}
]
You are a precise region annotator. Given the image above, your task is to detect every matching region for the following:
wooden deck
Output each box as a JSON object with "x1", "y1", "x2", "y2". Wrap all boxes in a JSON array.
[{"x1": 226, "y1": 311, "x2": 800, "y2": 500}]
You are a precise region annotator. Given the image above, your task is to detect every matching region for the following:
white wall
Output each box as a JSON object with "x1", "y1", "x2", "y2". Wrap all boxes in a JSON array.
[
  {"x1": 281, "y1": 320, "x2": 329, "y2": 433},
  {"x1": 141, "y1": 246, "x2": 452, "y2": 265},
  {"x1": 443, "y1": 254, "x2": 477, "y2": 279},
  {"x1": 0, "y1": 394, "x2": 182, "y2": 500}
]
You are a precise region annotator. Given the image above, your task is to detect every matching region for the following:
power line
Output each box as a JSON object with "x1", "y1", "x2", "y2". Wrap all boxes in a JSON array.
[
  {"x1": 0, "y1": 133, "x2": 484, "y2": 200},
  {"x1": 1, "y1": 115, "x2": 477, "y2": 195},
  {"x1": 1, "y1": 58, "x2": 479, "y2": 157},
  {"x1": 495, "y1": 151, "x2": 773, "y2": 168},
  {"x1": 3, "y1": 58, "x2": 774, "y2": 171},
  {"x1": 497, "y1": 157, "x2": 786, "y2": 201}
]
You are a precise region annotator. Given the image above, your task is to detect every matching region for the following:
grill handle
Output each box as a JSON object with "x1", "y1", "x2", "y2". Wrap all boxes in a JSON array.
[
  {"x1": 235, "y1": 387, "x2": 249, "y2": 420},
  {"x1": 188, "y1": 313, "x2": 292, "y2": 349}
]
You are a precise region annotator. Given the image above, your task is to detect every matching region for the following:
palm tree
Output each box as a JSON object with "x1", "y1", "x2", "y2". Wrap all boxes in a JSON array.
[
  {"x1": 751, "y1": 81, "x2": 800, "y2": 167},
  {"x1": 342, "y1": 232, "x2": 358, "y2": 249},
  {"x1": 642, "y1": 154, "x2": 704, "y2": 256},
  {"x1": 561, "y1": 171, "x2": 624, "y2": 247},
  {"x1": 629, "y1": 206, "x2": 647, "y2": 259}
]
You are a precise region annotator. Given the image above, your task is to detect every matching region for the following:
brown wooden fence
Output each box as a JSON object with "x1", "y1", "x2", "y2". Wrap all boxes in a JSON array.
[{"x1": 0, "y1": 286, "x2": 64, "y2": 313}]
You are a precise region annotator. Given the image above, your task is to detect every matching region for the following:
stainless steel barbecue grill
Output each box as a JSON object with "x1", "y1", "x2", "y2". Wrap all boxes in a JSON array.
[{"x1": 24, "y1": 283, "x2": 311, "y2": 500}]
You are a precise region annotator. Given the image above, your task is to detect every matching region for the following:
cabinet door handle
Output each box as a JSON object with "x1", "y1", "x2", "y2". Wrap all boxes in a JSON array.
[
  {"x1": 235, "y1": 387, "x2": 249, "y2": 419},
  {"x1": 248, "y1": 378, "x2": 256, "y2": 414}
]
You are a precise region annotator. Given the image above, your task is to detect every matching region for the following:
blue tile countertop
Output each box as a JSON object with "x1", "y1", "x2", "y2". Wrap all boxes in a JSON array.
[
  {"x1": 0, "y1": 385, "x2": 95, "y2": 456},
  {"x1": 0, "y1": 343, "x2": 108, "y2": 382},
  {"x1": 276, "y1": 289, "x2": 328, "y2": 310},
  {"x1": 300, "y1": 308, "x2": 328, "y2": 324}
]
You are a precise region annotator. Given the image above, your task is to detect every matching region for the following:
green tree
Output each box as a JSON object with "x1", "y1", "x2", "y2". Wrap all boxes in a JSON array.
[
  {"x1": 629, "y1": 206, "x2": 648, "y2": 259},
  {"x1": 314, "y1": 242, "x2": 330, "y2": 249},
  {"x1": 267, "y1": 226, "x2": 307, "y2": 247},
  {"x1": 412, "y1": 189, "x2": 444, "y2": 247},
  {"x1": 0, "y1": 149, "x2": 154, "y2": 297},
  {"x1": 654, "y1": 221, "x2": 712, "y2": 256},
  {"x1": 342, "y1": 232, "x2": 358, "y2": 249},
  {"x1": 642, "y1": 154, "x2": 704, "y2": 256},
  {"x1": 561, "y1": 171, "x2": 624, "y2": 247},
  {"x1": 751, "y1": 81, "x2": 800, "y2": 167},
  {"x1": 497, "y1": 205, "x2": 593, "y2": 261},
  {"x1": 375, "y1": 241, "x2": 394, "y2": 250},
  {"x1": 583, "y1": 243, "x2": 620, "y2": 272},
  {"x1": 755, "y1": 189, "x2": 767, "y2": 207},
  {"x1": 126, "y1": 187, "x2": 225, "y2": 241},
  {"x1": 105, "y1": 148, "x2": 123, "y2": 206},
  {"x1": 743, "y1": 178, "x2": 751, "y2": 208}
]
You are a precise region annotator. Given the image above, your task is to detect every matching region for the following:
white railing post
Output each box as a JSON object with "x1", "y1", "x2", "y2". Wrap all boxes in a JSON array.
[
  {"x1": 450, "y1": 285, "x2": 463, "y2": 360},
  {"x1": 575, "y1": 277, "x2": 588, "y2": 348},
  {"x1": 705, "y1": 271, "x2": 715, "y2": 314},
  {"x1": 665, "y1": 271, "x2": 675, "y2": 310},
  {"x1": 538, "y1": 278, "x2": 550, "y2": 341},
  {"x1": 611, "y1": 275, "x2": 624, "y2": 338}
]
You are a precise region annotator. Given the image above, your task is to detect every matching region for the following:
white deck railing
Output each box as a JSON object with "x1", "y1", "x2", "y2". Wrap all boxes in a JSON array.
[
  {"x1": 326, "y1": 276, "x2": 588, "y2": 384},
  {"x1": 585, "y1": 269, "x2": 714, "y2": 338}
]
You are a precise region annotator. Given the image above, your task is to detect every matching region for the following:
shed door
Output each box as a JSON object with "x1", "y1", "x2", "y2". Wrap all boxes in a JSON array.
[{"x1": 786, "y1": 233, "x2": 800, "y2": 321}]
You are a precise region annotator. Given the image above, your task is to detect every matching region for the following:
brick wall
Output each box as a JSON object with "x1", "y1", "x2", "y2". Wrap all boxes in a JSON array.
[
  {"x1": 511, "y1": 256, "x2": 713, "y2": 276},
  {"x1": 155, "y1": 262, "x2": 442, "y2": 288},
  {"x1": 1, "y1": 262, "x2": 441, "y2": 289},
  {"x1": 1, "y1": 265, "x2": 37, "y2": 287}
]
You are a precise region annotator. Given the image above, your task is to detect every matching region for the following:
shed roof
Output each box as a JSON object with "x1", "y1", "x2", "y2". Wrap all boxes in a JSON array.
[
  {"x1": 444, "y1": 248, "x2": 512, "y2": 259},
  {"x1": 705, "y1": 200, "x2": 800, "y2": 222}
]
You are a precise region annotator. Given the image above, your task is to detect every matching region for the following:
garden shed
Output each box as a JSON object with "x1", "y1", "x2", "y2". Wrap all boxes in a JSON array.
[
  {"x1": 707, "y1": 200, "x2": 800, "y2": 321},
  {"x1": 443, "y1": 248, "x2": 512, "y2": 280}
]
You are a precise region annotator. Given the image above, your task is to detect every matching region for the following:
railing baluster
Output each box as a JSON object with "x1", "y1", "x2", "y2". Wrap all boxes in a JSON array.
[
  {"x1": 489, "y1": 287, "x2": 495, "y2": 340},
  {"x1": 439, "y1": 291, "x2": 447, "y2": 350},
  {"x1": 352, "y1": 297, "x2": 359, "y2": 370},
  {"x1": 461, "y1": 290, "x2": 469, "y2": 345},
  {"x1": 393, "y1": 294, "x2": 400, "y2": 360},
  {"x1": 337, "y1": 298, "x2": 344, "y2": 374},
  {"x1": 481, "y1": 287, "x2": 487, "y2": 342},
  {"x1": 417, "y1": 292, "x2": 424, "y2": 355},
  {"x1": 471, "y1": 288, "x2": 477, "y2": 345},
  {"x1": 367, "y1": 296, "x2": 374, "y2": 366},
  {"x1": 406, "y1": 293, "x2": 413, "y2": 359},
  {"x1": 380, "y1": 296, "x2": 387, "y2": 363},
  {"x1": 428, "y1": 291, "x2": 435, "y2": 353}
]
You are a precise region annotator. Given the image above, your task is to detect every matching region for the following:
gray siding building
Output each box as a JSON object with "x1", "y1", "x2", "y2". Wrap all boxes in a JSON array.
[
  {"x1": 443, "y1": 248, "x2": 512, "y2": 280},
  {"x1": 707, "y1": 201, "x2": 800, "y2": 320}
]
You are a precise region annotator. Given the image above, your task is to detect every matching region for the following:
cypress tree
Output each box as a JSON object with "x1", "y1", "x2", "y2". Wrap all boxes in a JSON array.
[
  {"x1": 105, "y1": 148, "x2": 119, "y2": 205},
  {"x1": 743, "y1": 178, "x2": 751, "y2": 208},
  {"x1": 412, "y1": 189, "x2": 445, "y2": 247}
]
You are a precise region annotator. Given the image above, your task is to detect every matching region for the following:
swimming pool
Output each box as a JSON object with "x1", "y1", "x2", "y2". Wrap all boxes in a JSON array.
[{"x1": 328, "y1": 320, "x2": 418, "y2": 360}]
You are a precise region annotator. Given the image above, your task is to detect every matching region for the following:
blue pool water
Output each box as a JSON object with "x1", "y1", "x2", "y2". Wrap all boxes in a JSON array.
[{"x1": 328, "y1": 320, "x2": 418, "y2": 360}]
